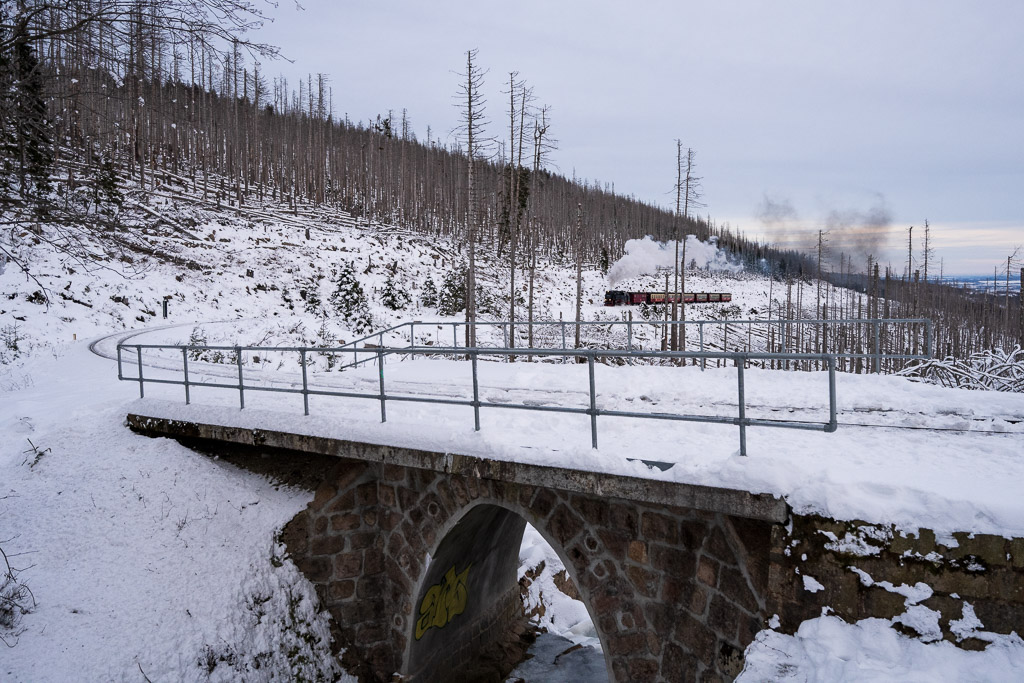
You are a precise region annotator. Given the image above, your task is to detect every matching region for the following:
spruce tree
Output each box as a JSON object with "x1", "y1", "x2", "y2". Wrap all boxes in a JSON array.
[
  {"x1": 438, "y1": 265, "x2": 467, "y2": 316},
  {"x1": 329, "y1": 262, "x2": 373, "y2": 334},
  {"x1": 11, "y1": 15, "x2": 51, "y2": 199},
  {"x1": 93, "y1": 154, "x2": 122, "y2": 219},
  {"x1": 420, "y1": 276, "x2": 438, "y2": 308},
  {"x1": 381, "y1": 271, "x2": 410, "y2": 311},
  {"x1": 0, "y1": 4, "x2": 14, "y2": 195},
  {"x1": 299, "y1": 273, "x2": 324, "y2": 315}
]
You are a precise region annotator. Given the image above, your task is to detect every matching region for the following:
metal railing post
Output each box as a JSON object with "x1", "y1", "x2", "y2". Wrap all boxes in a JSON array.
[
  {"x1": 827, "y1": 356, "x2": 838, "y2": 432},
  {"x1": 410, "y1": 322, "x2": 415, "y2": 360},
  {"x1": 300, "y1": 349, "x2": 309, "y2": 416},
  {"x1": 588, "y1": 354, "x2": 598, "y2": 449},
  {"x1": 471, "y1": 350, "x2": 481, "y2": 431},
  {"x1": 784, "y1": 321, "x2": 790, "y2": 370},
  {"x1": 236, "y1": 346, "x2": 245, "y2": 409},
  {"x1": 561, "y1": 321, "x2": 567, "y2": 363},
  {"x1": 626, "y1": 318, "x2": 633, "y2": 354},
  {"x1": 377, "y1": 347, "x2": 386, "y2": 422},
  {"x1": 452, "y1": 323, "x2": 458, "y2": 349},
  {"x1": 182, "y1": 347, "x2": 190, "y2": 405},
  {"x1": 136, "y1": 345, "x2": 144, "y2": 398},
  {"x1": 699, "y1": 323, "x2": 706, "y2": 371},
  {"x1": 736, "y1": 355, "x2": 747, "y2": 456},
  {"x1": 117, "y1": 345, "x2": 123, "y2": 380}
]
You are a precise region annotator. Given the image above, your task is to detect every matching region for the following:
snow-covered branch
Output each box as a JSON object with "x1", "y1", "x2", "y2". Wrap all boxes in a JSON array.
[{"x1": 898, "y1": 346, "x2": 1024, "y2": 392}]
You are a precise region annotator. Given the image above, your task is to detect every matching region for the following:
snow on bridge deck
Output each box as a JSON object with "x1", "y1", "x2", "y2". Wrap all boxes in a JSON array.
[{"x1": 123, "y1": 356, "x2": 1024, "y2": 539}]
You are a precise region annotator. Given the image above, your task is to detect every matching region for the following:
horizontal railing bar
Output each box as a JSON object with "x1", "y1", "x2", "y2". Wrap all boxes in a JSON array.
[
  {"x1": 403, "y1": 318, "x2": 930, "y2": 326},
  {"x1": 118, "y1": 376, "x2": 184, "y2": 387},
  {"x1": 600, "y1": 409, "x2": 743, "y2": 426},
  {"x1": 122, "y1": 347, "x2": 927, "y2": 363},
  {"x1": 232, "y1": 384, "x2": 303, "y2": 395},
  {"x1": 394, "y1": 347, "x2": 839, "y2": 361},
  {"x1": 305, "y1": 388, "x2": 390, "y2": 401},
  {"x1": 120, "y1": 345, "x2": 842, "y2": 361},
  {"x1": 122, "y1": 343, "x2": 926, "y2": 364},
  {"x1": 377, "y1": 395, "x2": 472, "y2": 408},
  {"x1": 745, "y1": 418, "x2": 830, "y2": 431},
  {"x1": 121, "y1": 344, "x2": 353, "y2": 352},
  {"x1": 597, "y1": 409, "x2": 826, "y2": 431},
  {"x1": 477, "y1": 402, "x2": 592, "y2": 416}
]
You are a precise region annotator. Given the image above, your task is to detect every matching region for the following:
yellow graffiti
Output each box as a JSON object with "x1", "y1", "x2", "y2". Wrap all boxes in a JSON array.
[{"x1": 414, "y1": 564, "x2": 471, "y2": 640}]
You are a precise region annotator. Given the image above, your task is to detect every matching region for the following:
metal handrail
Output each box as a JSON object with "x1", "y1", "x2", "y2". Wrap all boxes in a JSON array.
[
  {"x1": 117, "y1": 342, "x2": 838, "y2": 457},
  {"x1": 328, "y1": 317, "x2": 931, "y2": 374}
]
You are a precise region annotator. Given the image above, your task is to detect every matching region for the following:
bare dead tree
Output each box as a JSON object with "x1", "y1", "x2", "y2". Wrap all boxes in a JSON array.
[
  {"x1": 673, "y1": 146, "x2": 702, "y2": 351},
  {"x1": 922, "y1": 219, "x2": 933, "y2": 283},
  {"x1": 454, "y1": 48, "x2": 488, "y2": 346},
  {"x1": 527, "y1": 105, "x2": 554, "y2": 353},
  {"x1": 504, "y1": 71, "x2": 531, "y2": 355},
  {"x1": 574, "y1": 202, "x2": 584, "y2": 349},
  {"x1": 671, "y1": 140, "x2": 682, "y2": 351}
]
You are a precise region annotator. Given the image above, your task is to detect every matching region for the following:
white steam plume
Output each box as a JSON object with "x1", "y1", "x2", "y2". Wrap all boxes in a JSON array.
[{"x1": 607, "y1": 235, "x2": 741, "y2": 286}]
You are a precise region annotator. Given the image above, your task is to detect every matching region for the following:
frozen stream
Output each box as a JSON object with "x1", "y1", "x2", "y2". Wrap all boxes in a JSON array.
[{"x1": 506, "y1": 633, "x2": 608, "y2": 683}]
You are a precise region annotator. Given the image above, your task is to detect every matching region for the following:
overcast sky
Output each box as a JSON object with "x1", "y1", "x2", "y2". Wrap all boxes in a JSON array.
[{"x1": 253, "y1": 0, "x2": 1022, "y2": 276}]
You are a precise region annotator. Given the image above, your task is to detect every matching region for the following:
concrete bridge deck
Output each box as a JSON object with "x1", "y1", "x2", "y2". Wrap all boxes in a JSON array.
[{"x1": 127, "y1": 412, "x2": 788, "y2": 523}]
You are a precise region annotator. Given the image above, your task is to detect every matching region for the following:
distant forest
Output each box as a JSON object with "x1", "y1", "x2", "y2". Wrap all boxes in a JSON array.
[{"x1": 1, "y1": 1, "x2": 1020, "y2": 357}]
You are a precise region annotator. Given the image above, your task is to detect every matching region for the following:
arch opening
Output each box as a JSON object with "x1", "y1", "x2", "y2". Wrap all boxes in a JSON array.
[
  {"x1": 403, "y1": 503, "x2": 610, "y2": 683},
  {"x1": 512, "y1": 522, "x2": 609, "y2": 682}
]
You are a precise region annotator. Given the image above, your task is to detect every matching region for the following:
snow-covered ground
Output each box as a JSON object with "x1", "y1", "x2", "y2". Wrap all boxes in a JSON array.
[
  {"x1": 1, "y1": 345, "x2": 349, "y2": 682},
  {"x1": 739, "y1": 615, "x2": 1024, "y2": 682},
  {"x1": 4, "y1": 201, "x2": 1024, "y2": 681},
  {"x1": 6, "y1": 333, "x2": 1024, "y2": 681}
]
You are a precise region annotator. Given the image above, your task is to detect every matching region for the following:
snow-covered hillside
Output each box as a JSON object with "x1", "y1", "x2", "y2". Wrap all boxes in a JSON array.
[
  {"x1": 0, "y1": 192, "x2": 796, "y2": 370},
  {"x1": 3, "y1": 197, "x2": 1023, "y2": 682}
]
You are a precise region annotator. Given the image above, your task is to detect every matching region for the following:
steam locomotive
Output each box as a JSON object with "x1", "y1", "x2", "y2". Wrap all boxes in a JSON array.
[{"x1": 604, "y1": 291, "x2": 733, "y2": 306}]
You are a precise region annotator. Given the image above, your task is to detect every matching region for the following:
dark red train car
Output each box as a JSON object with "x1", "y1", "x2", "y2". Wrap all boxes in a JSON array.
[{"x1": 604, "y1": 291, "x2": 732, "y2": 306}]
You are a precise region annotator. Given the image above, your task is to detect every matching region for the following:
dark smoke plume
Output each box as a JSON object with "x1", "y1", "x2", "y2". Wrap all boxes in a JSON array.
[
  {"x1": 756, "y1": 194, "x2": 799, "y2": 227},
  {"x1": 823, "y1": 195, "x2": 893, "y2": 272},
  {"x1": 757, "y1": 193, "x2": 893, "y2": 273}
]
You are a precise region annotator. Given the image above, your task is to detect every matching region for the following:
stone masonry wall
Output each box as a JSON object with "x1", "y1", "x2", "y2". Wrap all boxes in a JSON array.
[
  {"x1": 769, "y1": 514, "x2": 1024, "y2": 649},
  {"x1": 281, "y1": 457, "x2": 777, "y2": 683},
  {"x1": 279, "y1": 459, "x2": 394, "y2": 681}
]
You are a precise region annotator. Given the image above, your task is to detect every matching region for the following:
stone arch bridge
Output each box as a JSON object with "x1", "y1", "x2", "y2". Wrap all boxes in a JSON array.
[
  {"x1": 128, "y1": 413, "x2": 1024, "y2": 682},
  {"x1": 129, "y1": 414, "x2": 786, "y2": 682}
]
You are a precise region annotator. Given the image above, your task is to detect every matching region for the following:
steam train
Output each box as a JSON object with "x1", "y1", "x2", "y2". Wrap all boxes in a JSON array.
[{"x1": 604, "y1": 291, "x2": 732, "y2": 306}]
